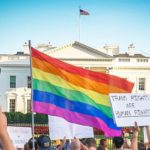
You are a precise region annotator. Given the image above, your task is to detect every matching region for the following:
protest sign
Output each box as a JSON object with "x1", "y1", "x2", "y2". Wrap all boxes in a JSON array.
[
  {"x1": 49, "y1": 116, "x2": 94, "y2": 140},
  {"x1": 7, "y1": 126, "x2": 32, "y2": 148},
  {"x1": 109, "y1": 93, "x2": 150, "y2": 127}
]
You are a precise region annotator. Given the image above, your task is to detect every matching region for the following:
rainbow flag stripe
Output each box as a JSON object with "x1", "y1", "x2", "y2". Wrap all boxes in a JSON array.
[{"x1": 31, "y1": 47, "x2": 134, "y2": 137}]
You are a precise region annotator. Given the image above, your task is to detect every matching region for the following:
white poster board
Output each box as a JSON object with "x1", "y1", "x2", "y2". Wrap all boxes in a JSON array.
[
  {"x1": 109, "y1": 93, "x2": 150, "y2": 127},
  {"x1": 49, "y1": 116, "x2": 94, "y2": 140},
  {"x1": 7, "y1": 126, "x2": 32, "y2": 148}
]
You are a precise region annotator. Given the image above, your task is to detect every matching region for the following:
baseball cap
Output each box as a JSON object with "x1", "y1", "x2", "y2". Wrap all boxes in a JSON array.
[{"x1": 37, "y1": 135, "x2": 51, "y2": 150}]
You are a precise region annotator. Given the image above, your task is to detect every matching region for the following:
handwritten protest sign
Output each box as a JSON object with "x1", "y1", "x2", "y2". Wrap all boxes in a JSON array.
[
  {"x1": 7, "y1": 126, "x2": 32, "y2": 148},
  {"x1": 109, "y1": 93, "x2": 150, "y2": 127}
]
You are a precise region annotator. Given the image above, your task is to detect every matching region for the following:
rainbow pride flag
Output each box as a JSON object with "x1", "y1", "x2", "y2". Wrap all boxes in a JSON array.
[{"x1": 31, "y1": 47, "x2": 134, "y2": 137}]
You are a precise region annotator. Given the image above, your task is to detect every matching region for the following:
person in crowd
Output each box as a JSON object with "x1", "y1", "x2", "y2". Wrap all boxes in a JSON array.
[
  {"x1": 70, "y1": 137, "x2": 90, "y2": 150},
  {"x1": 0, "y1": 106, "x2": 15, "y2": 150},
  {"x1": 83, "y1": 138, "x2": 96, "y2": 150},
  {"x1": 97, "y1": 139, "x2": 108, "y2": 150},
  {"x1": 138, "y1": 141, "x2": 146, "y2": 150},
  {"x1": 70, "y1": 138, "x2": 81, "y2": 150},
  {"x1": 123, "y1": 138, "x2": 131, "y2": 149},
  {"x1": 51, "y1": 140, "x2": 60, "y2": 149},
  {"x1": 28, "y1": 137, "x2": 39, "y2": 150},
  {"x1": 56, "y1": 137, "x2": 67, "y2": 150},
  {"x1": 37, "y1": 135, "x2": 51, "y2": 150},
  {"x1": 113, "y1": 122, "x2": 139, "y2": 150},
  {"x1": 24, "y1": 143, "x2": 30, "y2": 150}
]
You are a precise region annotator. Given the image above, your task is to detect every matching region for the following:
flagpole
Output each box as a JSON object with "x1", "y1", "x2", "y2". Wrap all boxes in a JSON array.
[
  {"x1": 79, "y1": 6, "x2": 81, "y2": 42},
  {"x1": 29, "y1": 40, "x2": 35, "y2": 149}
]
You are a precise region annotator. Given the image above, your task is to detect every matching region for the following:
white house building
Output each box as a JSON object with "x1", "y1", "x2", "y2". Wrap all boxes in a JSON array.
[{"x1": 0, "y1": 41, "x2": 150, "y2": 113}]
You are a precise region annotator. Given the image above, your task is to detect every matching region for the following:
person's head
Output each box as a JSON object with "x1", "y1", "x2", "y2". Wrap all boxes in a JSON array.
[
  {"x1": 24, "y1": 143, "x2": 30, "y2": 150},
  {"x1": 100, "y1": 139, "x2": 107, "y2": 147},
  {"x1": 113, "y1": 136, "x2": 124, "y2": 149},
  {"x1": 28, "y1": 137, "x2": 38, "y2": 150},
  {"x1": 80, "y1": 138, "x2": 86, "y2": 145},
  {"x1": 85, "y1": 138, "x2": 96, "y2": 148},
  {"x1": 70, "y1": 139, "x2": 81, "y2": 150},
  {"x1": 37, "y1": 135, "x2": 51, "y2": 150}
]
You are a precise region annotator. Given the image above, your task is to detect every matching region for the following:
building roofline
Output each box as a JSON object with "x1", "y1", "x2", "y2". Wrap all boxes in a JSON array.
[{"x1": 46, "y1": 41, "x2": 113, "y2": 58}]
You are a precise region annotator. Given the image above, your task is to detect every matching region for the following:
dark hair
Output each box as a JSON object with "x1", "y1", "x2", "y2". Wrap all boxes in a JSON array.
[
  {"x1": 80, "y1": 138, "x2": 87, "y2": 145},
  {"x1": 28, "y1": 137, "x2": 38, "y2": 150},
  {"x1": 100, "y1": 139, "x2": 106, "y2": 146},
  {"x1": 113, "y1": 137, "x2": 124, "y2": 149},
  {"x1": 85, "y1": 138, "x2": 96, "y2": 148}
]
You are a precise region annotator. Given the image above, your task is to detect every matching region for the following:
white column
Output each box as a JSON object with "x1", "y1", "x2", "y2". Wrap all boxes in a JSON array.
[
  {"x1": 6, "y1": 94, "x2": 10, "y2": 112},
  {"x1": 24, "y1": 96, "x2": 27, "y2": 114},
  {"x1": 15, "y1": 95, "x2": 19, "y2": 112}
]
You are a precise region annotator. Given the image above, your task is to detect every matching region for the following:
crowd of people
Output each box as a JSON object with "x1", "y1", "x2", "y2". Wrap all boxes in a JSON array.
[{"x1": 0, "y1": 107, "x2": 150, "y2": 150}]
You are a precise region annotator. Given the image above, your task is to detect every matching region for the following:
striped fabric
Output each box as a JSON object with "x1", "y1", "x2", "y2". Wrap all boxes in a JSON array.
[
  {"x1": 80, "y1": 9, "x2": 90, "y2": 15},
  {"x1": 31, "y1": 47, "x2": 134, "y2": 137}
]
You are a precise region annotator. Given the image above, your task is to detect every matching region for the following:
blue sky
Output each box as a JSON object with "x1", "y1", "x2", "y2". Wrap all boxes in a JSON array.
[{"x1": 0, "y1": 0, "x2": 150, "y2": 55}]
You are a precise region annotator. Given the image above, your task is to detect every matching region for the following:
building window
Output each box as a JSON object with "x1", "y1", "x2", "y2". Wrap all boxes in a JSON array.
[
  {"x1": 10, "y1": 76, "x2": 16, "y2": 88},
  {"x1": 139, "y1": 78, "x2": 145, "y2": 91},
  {"x1": 136, "y1": 58, "x2": 148, "y2": 62},
  {"x1": 27, "y1": 99, "x2": 31, "y2": 112},
  {"x1": 27, "y1": 76, "x2": 31, "y2": 88},
  {"x1": 119, "y1": 59, "x2": 130, "y2": 62},
  {"x1": 9, "y1": 99, "x2": 16, "y2": 112}
]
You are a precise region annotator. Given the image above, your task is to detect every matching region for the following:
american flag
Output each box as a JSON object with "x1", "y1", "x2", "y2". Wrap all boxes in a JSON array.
[{"x1": 80, "y1": 9, "x2": 89, "y2": 15}]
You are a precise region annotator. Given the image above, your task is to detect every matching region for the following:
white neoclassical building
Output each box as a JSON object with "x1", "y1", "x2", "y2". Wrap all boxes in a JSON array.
[{"x1": 0, "y1": 41, "x2": 150, "y2": 113}]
